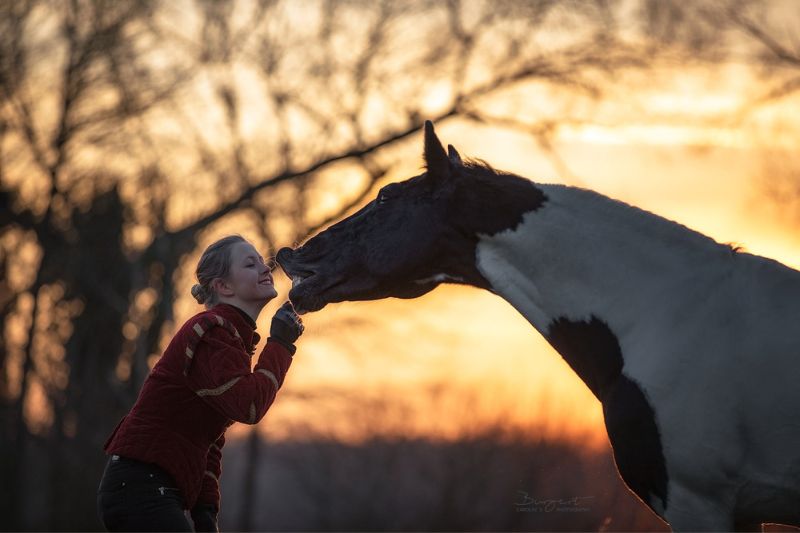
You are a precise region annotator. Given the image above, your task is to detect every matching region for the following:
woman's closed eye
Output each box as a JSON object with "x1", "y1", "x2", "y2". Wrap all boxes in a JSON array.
[{"x1": 245, "y1": 254, "x2": 267, "y2": 268}]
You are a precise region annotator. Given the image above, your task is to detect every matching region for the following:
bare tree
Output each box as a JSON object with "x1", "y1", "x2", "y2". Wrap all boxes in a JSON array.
[
  {"x1": 633, "y1": 1, "x2": 800, "y2": 224},
  {"x1": 725, "y1": 3, "x2": 800, "y2": 224}
]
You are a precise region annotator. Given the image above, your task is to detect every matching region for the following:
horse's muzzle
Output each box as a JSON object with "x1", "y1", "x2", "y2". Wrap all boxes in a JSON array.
[{"x1": 276, "y1": 247, "x2": 318, "y2": 284}]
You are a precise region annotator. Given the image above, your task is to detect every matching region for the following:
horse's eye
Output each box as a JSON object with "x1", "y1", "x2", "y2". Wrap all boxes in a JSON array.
[{"x1": 377, "y1": 192, "x2": 389, "y2": 205}]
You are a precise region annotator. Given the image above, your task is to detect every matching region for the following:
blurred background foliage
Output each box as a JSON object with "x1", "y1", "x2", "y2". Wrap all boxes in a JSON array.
[{"x1": 1, "y1": 0, "x2": 799, "y2": 530}]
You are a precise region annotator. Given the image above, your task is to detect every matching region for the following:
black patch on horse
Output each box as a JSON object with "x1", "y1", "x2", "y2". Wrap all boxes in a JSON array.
[
  {"x1": 546, "y1": 316, "x2": 669, "y2": 511},
  {"x1": 547, "y1": 316, "x2": 622, "y2": 398},
  {"x1": 447, "y1": 161, "x2": 547, "y2": 290},
  {"x1": 455, "y1": 161, "x2": 547, "y2": 238}
]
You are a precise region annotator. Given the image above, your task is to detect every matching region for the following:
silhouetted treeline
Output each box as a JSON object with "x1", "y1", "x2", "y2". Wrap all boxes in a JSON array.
[{"x1": 219, "y1": 430, "x2": 667, "y2": 532}]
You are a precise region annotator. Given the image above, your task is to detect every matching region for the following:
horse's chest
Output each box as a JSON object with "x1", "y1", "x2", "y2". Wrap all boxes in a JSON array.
[
  {"x1": 603, "y1": 376, "x2": 669, "y2": 513},
  {"x1": 545, "y1": 315, "x2": 669, "y2": 513}
]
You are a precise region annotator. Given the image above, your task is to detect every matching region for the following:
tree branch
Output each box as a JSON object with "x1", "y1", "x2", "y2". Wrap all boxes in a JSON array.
[
  {"x1": 169, "y1": 107, "x2": 458, "y2": 243},
  {"x1": 729, "y1": 9, "x2": 800, "y2": 67}
]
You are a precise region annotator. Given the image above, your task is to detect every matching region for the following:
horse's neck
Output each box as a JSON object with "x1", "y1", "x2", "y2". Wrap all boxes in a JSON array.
[{"x1": 474, "y1": 184, "x2": 726, "y2": 337}]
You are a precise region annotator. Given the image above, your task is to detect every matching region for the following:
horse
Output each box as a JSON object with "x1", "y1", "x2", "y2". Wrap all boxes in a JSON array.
[{"x1": 276, "y1": 121, "x2": 800, "y2": 531}]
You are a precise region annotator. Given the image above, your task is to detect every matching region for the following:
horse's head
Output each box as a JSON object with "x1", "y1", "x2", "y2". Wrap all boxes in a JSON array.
[{"x1": 276, "y1": 121, "x2": 545, "y2": 313}]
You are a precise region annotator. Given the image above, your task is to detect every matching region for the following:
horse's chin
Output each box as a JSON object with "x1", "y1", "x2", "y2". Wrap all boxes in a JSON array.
[
  {"x1": 287, "y1": 273, "x2": 348, "y2": 313},
  {"x1": 288, "y1": 274, "x2": 382, "y2": 313},
  {"x1": 392, "y1": 281, "x2": 439, "y2": 299},
  {"x1": 287, "y1": 284, "x2": 329, "y2": 314}
]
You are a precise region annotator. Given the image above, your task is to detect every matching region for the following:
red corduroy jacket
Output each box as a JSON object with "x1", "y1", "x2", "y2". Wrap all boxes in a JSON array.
[{"x1": 103, "y1": 303, "x2": 293, "y2": 510}]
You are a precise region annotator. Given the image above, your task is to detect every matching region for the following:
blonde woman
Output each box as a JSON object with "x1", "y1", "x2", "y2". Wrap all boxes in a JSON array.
[{"x1": 98, "y1": 235, "x2": 303, "y2": 531}]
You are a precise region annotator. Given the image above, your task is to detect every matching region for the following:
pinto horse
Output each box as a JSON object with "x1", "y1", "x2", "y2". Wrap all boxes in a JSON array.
[{"x1": 276, "y1": 121, "x2": 800, "y2": 531}]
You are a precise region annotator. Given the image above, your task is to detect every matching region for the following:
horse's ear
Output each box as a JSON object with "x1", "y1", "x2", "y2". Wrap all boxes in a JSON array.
[
  {"x1": 424, "y1": 120, "x2": 450, "y2": 179},
  {"x1": 447, "y1": 144, "x2": 462, "y2": 166}
]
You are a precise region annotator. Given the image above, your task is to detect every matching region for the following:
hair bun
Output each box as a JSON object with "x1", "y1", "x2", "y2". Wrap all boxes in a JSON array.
[{"x1": 191, "y1": 284, "x2": 208, "y2": 304}]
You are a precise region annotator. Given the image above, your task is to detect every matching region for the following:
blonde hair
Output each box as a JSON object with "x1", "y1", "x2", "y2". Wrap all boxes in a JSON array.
[{"x1": 191, "y1": 235, "x2": 247, "y2": 308}]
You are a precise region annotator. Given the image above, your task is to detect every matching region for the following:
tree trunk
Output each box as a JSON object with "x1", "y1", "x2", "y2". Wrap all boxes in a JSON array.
[{"x1": 238, "y1": 427, "x2": 261, "y2": 531}]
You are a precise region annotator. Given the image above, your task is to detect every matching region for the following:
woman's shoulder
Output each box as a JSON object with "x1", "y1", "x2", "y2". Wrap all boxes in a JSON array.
[
  {"x1": 170, "y1": 310, "x2": 248, "y2": 377},
  {"x1": 178, "y1": 309, "x2": 245, "y2": 346}
]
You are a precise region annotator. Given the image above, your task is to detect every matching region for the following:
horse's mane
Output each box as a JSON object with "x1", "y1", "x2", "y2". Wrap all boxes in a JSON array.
[{"x1": 461, "y1": 158, "x2": 508, "y2": 178}]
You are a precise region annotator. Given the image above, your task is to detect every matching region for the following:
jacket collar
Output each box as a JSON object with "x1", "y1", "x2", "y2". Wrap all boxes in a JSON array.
[{"x1": 211, "y1": 303, "x2": 261, "y2": 353}]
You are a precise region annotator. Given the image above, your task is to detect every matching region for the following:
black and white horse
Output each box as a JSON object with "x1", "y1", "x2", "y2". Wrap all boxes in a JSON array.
[{"x1": 276, "y1": 121, "x2": 800, "y2": 531}]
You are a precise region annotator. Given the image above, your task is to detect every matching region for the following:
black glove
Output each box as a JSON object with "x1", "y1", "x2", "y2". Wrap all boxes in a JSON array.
[
  {"x1": 269, "y1": 301, "x2": 304, "y2": 354},
  {"x1": 190, "y1": 503, "x2": 218, "y2": 532}
]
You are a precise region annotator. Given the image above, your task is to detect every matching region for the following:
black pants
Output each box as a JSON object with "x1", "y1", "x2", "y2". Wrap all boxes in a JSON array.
[{"x1": 97, "y1": 455, "x2": 193, "y2": 532}]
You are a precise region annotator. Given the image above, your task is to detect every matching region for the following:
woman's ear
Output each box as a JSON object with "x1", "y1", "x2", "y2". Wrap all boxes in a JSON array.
[{"x1": 211, "y1": 278, "x2": 234, "y2": 297}]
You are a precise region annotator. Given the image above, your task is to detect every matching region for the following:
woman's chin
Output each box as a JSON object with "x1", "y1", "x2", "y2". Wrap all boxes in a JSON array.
[{"x1": 258, "y1": 285, "x2": 278, "y2": 301}]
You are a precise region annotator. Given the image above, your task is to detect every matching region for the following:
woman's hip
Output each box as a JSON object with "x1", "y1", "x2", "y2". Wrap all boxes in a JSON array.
[{"x1": 97, "y1": 455, "x2": 191, "y2": 532}]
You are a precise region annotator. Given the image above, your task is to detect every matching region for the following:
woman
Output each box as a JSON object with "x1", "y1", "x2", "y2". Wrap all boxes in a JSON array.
[{"x1": 97, "y1": 235, "x2": 304, "y2": 532}]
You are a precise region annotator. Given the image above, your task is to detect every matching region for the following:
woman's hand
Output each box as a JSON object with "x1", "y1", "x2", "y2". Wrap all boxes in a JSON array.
[
  {"x1": 190, "y1": 503, "x2": 218, "y2": 532},
  {"x1": 269, "y1": 301, "x2": 304, "y2": 350}
]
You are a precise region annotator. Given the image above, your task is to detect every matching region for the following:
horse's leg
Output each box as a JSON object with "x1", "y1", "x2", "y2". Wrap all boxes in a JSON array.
[{"x1": 663, "y1": 483, "x2": 734, "y2": 532}]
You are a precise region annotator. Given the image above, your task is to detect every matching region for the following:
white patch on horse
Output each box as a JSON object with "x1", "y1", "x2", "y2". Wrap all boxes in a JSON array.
[{"x1": 475, "y1": 183, "x2": 800, "y2": 529}]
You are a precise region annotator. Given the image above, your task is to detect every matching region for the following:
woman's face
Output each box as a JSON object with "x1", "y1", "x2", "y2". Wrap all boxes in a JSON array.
[{"x1": 218, "y1": 241, "x2": 278, "y2": 304}]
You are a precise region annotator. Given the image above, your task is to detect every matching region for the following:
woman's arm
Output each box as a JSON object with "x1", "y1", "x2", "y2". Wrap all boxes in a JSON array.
[{"x1": 186, "y1": 330, "x2": 293, "y2": 424}]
